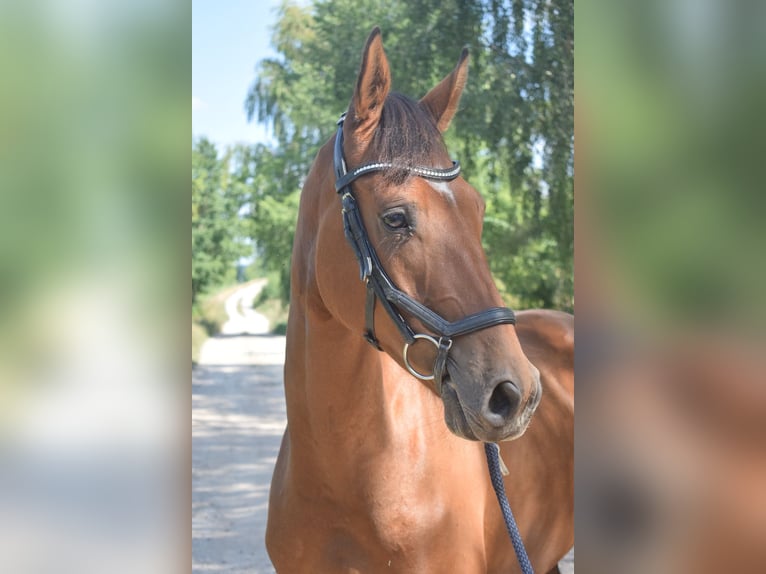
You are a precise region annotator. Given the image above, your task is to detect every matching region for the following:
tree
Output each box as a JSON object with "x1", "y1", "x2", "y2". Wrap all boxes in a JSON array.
[
  {"x1": 192, "y1": 137, "x2": 249, "y2": 303},
  {"x1": 244, "y1": 0, "x2": 573, "y2": 310},
  {"x1": 230, "y1": 143, "x2": 302, "y2": 303}
]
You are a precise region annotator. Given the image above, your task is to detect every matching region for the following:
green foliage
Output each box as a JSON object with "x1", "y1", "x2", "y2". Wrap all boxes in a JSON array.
[
  {"x1": 243, "y1": 0, "x2": 573, "y2": 310},
  {"x1": 252, "y1": 274, "x2": 290, "y2": 335},
  {"x1": 192, "y1": 321, "x2": 207, "y2": 365},
  {"x1": 253, "y1": 270, "x2": 285, "y2": 305},
  {"x1": 229, "y1": 143, "x2": 300, "y2": 303},
  {"x1": 191, "y1": 137, "x2": 250, "y2": 303}
]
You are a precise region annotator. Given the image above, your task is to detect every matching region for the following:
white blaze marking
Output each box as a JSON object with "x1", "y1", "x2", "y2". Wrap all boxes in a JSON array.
[{"x1": 428, "y1": 180, "x2": 456, "y2": 204}]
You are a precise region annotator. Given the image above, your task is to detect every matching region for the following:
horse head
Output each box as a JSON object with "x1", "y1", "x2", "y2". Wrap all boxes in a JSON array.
[{"x1": 314, "y1": 28, "x2": 542, "y2": 443}]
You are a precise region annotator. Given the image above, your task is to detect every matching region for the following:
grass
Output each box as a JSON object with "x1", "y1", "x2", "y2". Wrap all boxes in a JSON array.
[
  {"x1": 191, "y1": 321, "x2": 208, "y2": 365},
  {"x1": 191, "y1": 281, "x2": 256, "y2": 365},
  {"x1": 254, "y1": 296, "x2": 289, "y2": 335},
  {"x1": 249, "y1": 271, "x2": 290, "y2": 335}
]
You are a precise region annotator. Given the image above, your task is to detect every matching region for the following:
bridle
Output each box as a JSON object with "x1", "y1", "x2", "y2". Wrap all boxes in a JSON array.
[{"x1": 333, "y1": 113, "x2": 517, "y2": 393}]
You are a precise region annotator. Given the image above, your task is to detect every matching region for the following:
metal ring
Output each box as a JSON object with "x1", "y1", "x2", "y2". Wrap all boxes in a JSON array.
[{"x1": 402, "y1": 334, "x2": 440, "y2": 380}]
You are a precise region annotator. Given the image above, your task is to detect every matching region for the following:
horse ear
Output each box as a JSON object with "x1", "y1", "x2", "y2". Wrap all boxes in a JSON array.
[
  {"x1": 420, "y1": 48, "x2": 469, "y2": 132},
  {"x1": 351, "y1": 27, "x2": 391, "y2": 141}
]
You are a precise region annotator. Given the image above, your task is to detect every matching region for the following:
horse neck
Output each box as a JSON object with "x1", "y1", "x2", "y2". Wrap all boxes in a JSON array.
[{"x1": 284, "y1": 302, "x2": 432, "y2": 484}]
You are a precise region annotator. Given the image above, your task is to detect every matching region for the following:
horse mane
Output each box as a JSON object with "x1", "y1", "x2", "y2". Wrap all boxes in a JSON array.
[{"x1": 363, "y1": 92, "x2": 450, "y2": 185}]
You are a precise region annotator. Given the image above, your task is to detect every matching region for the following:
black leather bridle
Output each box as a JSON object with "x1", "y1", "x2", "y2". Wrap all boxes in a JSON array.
[{"x1": 333, "y1": 112, "x2": 517, "y2": 394}]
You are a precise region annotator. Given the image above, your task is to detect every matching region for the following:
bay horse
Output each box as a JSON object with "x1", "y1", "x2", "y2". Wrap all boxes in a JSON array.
[{"x1": 266, "y1": 28, "x2": 573, "y2": 573}]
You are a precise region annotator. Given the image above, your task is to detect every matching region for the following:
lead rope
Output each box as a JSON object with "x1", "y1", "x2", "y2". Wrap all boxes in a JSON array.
[{"x1": 484, "y1": 443, "x2": 535, "y2": 574}]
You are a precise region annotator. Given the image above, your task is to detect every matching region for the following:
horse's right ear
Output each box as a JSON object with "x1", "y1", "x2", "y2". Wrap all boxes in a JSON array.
[
  {"x1": 350, "y1": 27, "x2": 391, "y2": 143},
  {"x1": 420, "y1": 48, "x2": 469, "y2": 132}
]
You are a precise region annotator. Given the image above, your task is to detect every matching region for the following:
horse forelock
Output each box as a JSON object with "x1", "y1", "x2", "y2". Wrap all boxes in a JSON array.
[{"x1": 363, "y1": 92, "x2": 451, "y2": 186}]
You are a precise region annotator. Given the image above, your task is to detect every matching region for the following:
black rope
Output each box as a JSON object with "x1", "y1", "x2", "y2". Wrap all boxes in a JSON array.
[{"x1": 484, "y1": 443, "x2": 535, "y2": 574}]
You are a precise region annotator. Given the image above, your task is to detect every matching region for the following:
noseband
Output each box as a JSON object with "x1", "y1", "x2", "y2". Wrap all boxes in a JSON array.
[{"x1": 333, "y1": 113, "x2": 516, "y2": 394}]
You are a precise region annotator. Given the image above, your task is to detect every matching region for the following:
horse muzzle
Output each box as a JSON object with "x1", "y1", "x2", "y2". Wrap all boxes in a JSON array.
[{"x1": 441, "y1": 364, "x2": 543, "y2": 442}]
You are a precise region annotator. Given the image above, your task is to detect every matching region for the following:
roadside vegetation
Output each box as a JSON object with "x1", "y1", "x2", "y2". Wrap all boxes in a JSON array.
[
  {"x1": 250, "y1": 270, "x2": 289, "y2": 335},
  {"x1": 192, "y1": 283, "x2": 239, "y2": 365}
]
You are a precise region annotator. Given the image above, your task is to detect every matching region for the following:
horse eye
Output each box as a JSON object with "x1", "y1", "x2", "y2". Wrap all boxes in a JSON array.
[{"x1": 382, "y1": 211, "x2": 409, "y2": 230}]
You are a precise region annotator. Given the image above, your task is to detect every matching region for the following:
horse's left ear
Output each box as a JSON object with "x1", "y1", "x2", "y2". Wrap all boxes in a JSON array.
[{"x1": 420, "y1": 48, "x2": 469, "y2": 132}]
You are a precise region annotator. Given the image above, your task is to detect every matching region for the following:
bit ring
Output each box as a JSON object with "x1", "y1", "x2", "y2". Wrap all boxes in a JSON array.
[{"x1": 402, "y1": 334, "x2": 441, "y2": 380}]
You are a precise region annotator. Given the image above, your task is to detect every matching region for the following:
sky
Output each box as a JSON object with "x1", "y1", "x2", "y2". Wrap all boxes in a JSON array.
[{"x1": 192, "y1": 0, "x2": 283, "y2": 148}]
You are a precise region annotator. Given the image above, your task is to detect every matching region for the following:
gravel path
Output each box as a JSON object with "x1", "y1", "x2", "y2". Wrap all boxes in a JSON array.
[{"x1": 192, "y1": 283, "x2": 573, "y2": 573}]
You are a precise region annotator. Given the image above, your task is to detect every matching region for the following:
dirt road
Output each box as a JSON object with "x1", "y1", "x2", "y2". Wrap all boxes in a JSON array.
[
  {"x1": 192, "y1": 282, "x2": 286, "y2": 573},
  {"x1": 192, "y1": 282, "x2": 573, "y2": 573}
]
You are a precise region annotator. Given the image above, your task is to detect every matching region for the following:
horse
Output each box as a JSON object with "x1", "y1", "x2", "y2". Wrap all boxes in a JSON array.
[{"x1": 265, "y1": 28, "x2": 573, "y2": 573}]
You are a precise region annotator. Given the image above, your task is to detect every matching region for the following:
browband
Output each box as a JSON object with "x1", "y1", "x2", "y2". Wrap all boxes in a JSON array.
[
  {"x1": 335, "y1": 161, "x2": 461, "y2": 191},
  {"x1": 333, "y1": 112, "x2": 461, "y2": 191}
]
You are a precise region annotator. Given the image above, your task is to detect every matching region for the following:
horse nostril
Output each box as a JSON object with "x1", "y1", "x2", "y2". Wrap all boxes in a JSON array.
[{"x1": 487, "y1": 381, "x2": 522, "y2": 422}]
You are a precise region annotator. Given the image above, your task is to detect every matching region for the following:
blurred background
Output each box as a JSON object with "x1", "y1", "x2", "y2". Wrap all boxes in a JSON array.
[
  {"x1": 0, "y1": 0, "x2": 187, "y2": 571},
  {"x1": 578, "y1": 0, "x2": 766, "y2": 571}
]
